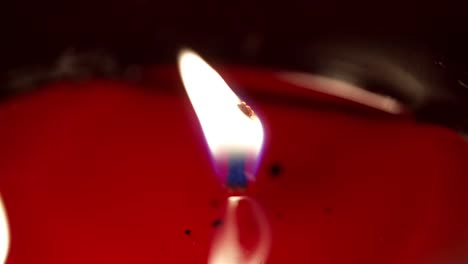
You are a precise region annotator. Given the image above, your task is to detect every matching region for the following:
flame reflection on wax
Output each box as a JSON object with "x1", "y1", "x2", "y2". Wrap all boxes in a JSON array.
[
  {"x1": 208, "y1": 196, "x2": 271, "y2": 264},
  {"x1": 0, "y1": 195, "x2": 10, "y2": 264}
]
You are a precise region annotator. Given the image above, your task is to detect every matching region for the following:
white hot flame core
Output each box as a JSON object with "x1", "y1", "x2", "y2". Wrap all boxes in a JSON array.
[
  {"x1": 178, "y1": 50, "x2": 264, "y2": 157},
  {"x1": 0, "y1": 195, "x2": 10, "y2": 264}
]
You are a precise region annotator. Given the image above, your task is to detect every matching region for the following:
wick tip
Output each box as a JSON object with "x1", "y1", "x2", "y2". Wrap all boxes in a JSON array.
[{"x1": 226, "y1": 185, "x2": 247, "y2": 196}]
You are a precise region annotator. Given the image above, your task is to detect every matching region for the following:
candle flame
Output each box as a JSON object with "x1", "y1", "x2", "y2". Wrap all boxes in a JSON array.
[
  {"x1": 208, "y1": 196, "x2": 271, "y2": 264},
  {"x1": 0, "y1": 195, "x2": 10, "y2": 264},
  {"x1": 178, "y1": 50, "x2": 271, "y2": 262},
  {"x1": 178, "y1": 49, "x2": 264, "y2": 159}
]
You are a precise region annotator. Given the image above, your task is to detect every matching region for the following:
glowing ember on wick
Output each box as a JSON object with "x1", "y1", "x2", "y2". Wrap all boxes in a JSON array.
[
  {"x1": 178, "y1": 49, "x2": 264, "y2": 190},
  {"x1": 237, "y1": 102, "x2": 255, "y2": 119}
]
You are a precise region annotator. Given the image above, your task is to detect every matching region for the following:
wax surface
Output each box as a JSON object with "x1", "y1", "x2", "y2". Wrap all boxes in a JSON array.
[{"x1": 0, "y1": 68, "x2": 467, "y2": 263}]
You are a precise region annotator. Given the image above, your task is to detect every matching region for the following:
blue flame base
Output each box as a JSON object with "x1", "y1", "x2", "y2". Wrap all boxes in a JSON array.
[{"x1": 226, "y1": 156, "x2": 248, "y2": 189}]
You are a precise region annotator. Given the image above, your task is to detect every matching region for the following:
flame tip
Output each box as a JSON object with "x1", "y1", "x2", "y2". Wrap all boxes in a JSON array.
[{"x1": 178, "y1": 48, "x2": 197, "y2": 61}]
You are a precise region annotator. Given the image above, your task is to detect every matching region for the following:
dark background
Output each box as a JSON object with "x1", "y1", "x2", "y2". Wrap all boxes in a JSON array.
[{"x1": 1, "y1": 0, "x2": 468, "y2": 131}]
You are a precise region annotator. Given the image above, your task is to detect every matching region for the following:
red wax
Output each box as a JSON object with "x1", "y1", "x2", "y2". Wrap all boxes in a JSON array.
[{"x1": 0, "y1": 67, "x2": 467, "y2": 263}]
